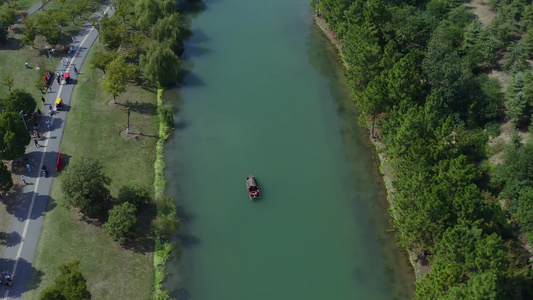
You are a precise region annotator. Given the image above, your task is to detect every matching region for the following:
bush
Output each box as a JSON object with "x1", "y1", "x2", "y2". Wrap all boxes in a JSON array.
[
  {"x1": 158, "y1": 104, "x2": 174, "y2": 129},
  {"x1": 40, "y1": 260, "x2": 91, "y2": 300},
  {"x1": 486, "y1": 122, "x2": 501, "y2": 138},
  {"x1": 104, "y1": 202, "x2": 137, "y2": 242},
  {"x1": 117, "y1": 185, "x2": 150, "y2": 209}
]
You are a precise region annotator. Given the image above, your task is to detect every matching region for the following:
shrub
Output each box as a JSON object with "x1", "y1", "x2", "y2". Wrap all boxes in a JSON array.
[
  {"x1": 117, "y1": 185, "x2": 151, "y2": 209},
  {"x1": 104, "y1": 202, "x2": 137, "y2": 242}
]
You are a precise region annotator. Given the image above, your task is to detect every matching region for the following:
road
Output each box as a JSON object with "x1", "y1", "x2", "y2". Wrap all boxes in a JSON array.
[{"x1": 0, "y1": 3, "x2": 114, "y2": 299}]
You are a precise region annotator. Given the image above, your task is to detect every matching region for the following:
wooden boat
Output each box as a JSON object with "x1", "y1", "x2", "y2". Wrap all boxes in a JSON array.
[{"x1": 246, "y1": 174, "x2": 260, "y2": 201}]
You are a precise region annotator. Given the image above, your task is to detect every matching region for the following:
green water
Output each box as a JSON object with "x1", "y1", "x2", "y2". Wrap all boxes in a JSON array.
[{"x1": 164, "y1": 0, "x2": 415, "y2": 299}]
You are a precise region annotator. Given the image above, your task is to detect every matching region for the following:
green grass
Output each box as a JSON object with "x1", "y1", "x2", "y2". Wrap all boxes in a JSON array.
[
  {"x1": 0, "y1": 0, "x2": 98, "y2": 109},
  {"x1": 0, "y1": 0, "x2": 40, "y2": 14},
  {"x1": 25, "y1": 42, "x2": 157, "y2": 300}
]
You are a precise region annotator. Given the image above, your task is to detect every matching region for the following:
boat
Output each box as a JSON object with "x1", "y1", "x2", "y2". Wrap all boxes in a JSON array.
[{"x1": 246, "y1": 174, "x2": 260, "y2": 201}]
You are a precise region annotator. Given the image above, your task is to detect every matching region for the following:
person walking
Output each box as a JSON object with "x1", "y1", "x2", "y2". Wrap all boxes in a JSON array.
[
  {"x1": 34, "y1": 138, "x2": 40, "y2": 148},
  {"x1": 59, "y1": 70, "x2": 64, "y2": 78},
  {"x1": 73, "y1": 65, "x2": 78, "y2": 74},
  {"x1": 41, "y1": 96, "x2": 45, "y2": 105},
  {"x1": 21, "y1": 175, "x2": 27, "y2": 185},
  {"x1": 26, "y1": 163, "x2": 31, "y2": 172},
  {"x1": 66, "y1": 57, "x2": 70, "y2": 66},
  {"x1": 57, "y1": 76, "x2": 61, "y2": 84}
]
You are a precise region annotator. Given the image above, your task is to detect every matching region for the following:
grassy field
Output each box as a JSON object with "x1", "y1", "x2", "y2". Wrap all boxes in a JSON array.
[
  {"x1": 0, "y1": 0, "x2": 40, "y2": 14},
  {"x1": 0, "y1": 0, "x2": 101, "y2": 108},
  {"x1": 25, "y1": 42, "x2": 157, "y2": 299}
]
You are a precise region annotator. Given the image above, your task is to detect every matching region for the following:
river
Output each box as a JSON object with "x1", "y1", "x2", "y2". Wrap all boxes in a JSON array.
[{"x1": 163, "y1": 0, "x2": 415, "y2": 299}]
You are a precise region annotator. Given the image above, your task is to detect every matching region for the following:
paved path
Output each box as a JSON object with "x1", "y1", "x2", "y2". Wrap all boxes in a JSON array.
[{"x1": 0, "y1": 3, "x2": 113, "y2": 299}]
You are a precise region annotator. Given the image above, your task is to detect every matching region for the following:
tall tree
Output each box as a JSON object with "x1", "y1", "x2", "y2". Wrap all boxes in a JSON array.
[
  {"x1": 3, "y1": 89, "x2": 36, "y2": 115},
  {"x1": 61, "y1": 157, "x2": 112, "y2": 217},
  {"x1": 134, "y1": 0, "x2": 174, "y2": 30},
  {"x1": 90, "y1": 50, "x2": 116, "y2": 74},
  {"x1": 101, "y1": 55, "x2": 129, "y2": 104},
  {"x1": 21, "y1": 18, "x2": 37, "y2": 47},
  {"x1": 140, "y1": 41, "x2": 180, "y2": 87},
  {"x1": 0, "y1": 111, "x2": 31, "y2": 160},
  {"x1": 150, "y1": 13, "x2": 191, "y2": 55}
]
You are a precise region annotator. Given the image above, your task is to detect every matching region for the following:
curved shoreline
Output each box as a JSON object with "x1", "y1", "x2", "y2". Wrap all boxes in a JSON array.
[{"x1": 313, "y1": 15, "x2": 423, "y2": 280}]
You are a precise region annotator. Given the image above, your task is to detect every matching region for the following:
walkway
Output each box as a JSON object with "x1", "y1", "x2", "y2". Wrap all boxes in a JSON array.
[{"x1": 0, "y1": 3, "x2": 114, "y2": 299}]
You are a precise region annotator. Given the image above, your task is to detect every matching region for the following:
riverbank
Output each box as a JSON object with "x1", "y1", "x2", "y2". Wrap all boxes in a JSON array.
[
  {"x1": 313, "y1": 15, "x2": 424, "y2": 279},
  {"x1": 26, "y1": 41, "x2": 156, "y2": 299}
]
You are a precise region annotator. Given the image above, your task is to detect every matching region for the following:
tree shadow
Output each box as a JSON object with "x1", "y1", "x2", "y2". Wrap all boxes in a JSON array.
[
  {"x1": 121, "y1": 202, "x2": 157, "y2": 254},
  {"x1": 185, "y1": 45, "x2": 210, "y2": 57},
  {"x1": 178, "y1": 0, "x2": 207, "y2": 15},
  {"x1": 0, "y1": 231, "x2": 22, "y2": 248},
  {"x1": 178, "y1": 71, "x2": 204, "y2": 87},
  {"x1": 124, "y1": 101, "x2": 158, "y2": 116},
  {"x1": 0, "y1": 257, "x2": 44, "y2": 298},
  {"x1": 0, "y1": 37, "x2": 22, "y2": 50}
]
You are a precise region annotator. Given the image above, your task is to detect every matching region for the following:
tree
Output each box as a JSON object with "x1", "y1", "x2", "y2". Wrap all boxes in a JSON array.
[
  {"x1": 2, "y1": 7, "x2": 17, "y2": 28},
  {"x1": 134, "y1": 0, "x2": 174, "y2": 30},
  {"x1": 98, "y1": 14, "x2": 126, "y2": 50},
  {"x1": 114, "y1": 0, "x2": 133, "y2": 23},
  {"x1": 35, "y1": 13, "x2": 62, "y2": 45},
  {"x1": 90, "y1": 50, "x2": 116, "y2": 74},
  {"x1": 101, "y1": 55, "x2": 129, "y2": 104},
  {"x1": 2, "y1": 75, "x2": 14, "y2": 92},
  {"x1": 140, "y1": 41, "x2": 180, "y2": 87},
  {"x1": 0, "y1": 162, "x2": 13, "y2": 192},
  {"x1": 150, "y1": 13, "x2": 191, "y2": 55},
  {"x1": 506, "y1": 73, "x2": 528, "y2": 124},
  {"x1": 3, "y1": 89, "x2": 36, "y2": 115},
  {"x1": 40, "y1": 260, "x2": 91, "y2": 300},
  {"x1": 117, "y1": 185, "x2": 150, "y2": 209},
  {"x1": 21, "y1": 18, "x2": 37, "y2": 47},
  {"x1": 0, "y1": 111, "x2": 31, "y2": 160},
  {"x1": 469, "y1": 75, "x2": 504, "y2": 124},
  {"x1": 416, "y1": 225, "x2": 506, "y2": 299},
  {"x1": 104, "y1": 202, "x2": 137, "y2": 242},
  {"x1": 61, "y1": 157, "x2": 111, "y2": 217}
]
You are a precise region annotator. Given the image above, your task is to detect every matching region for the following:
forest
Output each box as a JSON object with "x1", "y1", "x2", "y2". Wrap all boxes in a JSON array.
[{"x1": 312, "y1": 0, "x2": 533, "y2": 298}]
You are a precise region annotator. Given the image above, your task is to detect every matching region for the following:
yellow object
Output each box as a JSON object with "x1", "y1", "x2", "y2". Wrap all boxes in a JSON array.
[{"x1": 55, "y1": 98, "x2": 62, "y2": 105}]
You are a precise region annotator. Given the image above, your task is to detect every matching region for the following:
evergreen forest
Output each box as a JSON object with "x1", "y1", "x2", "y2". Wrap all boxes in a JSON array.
[{"x1": 313, "y1": 0, "x2": 533, "y2": 298}]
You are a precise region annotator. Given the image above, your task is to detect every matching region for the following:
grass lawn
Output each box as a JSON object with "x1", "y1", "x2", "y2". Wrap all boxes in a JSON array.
[
  {"x1": 25, "y1": 41, "x2": 157, "y2": 300},
  {"x1": 0, "y1": 0, "x2": 40, "y2": 14},
  {"x1": 0, "y1": 0, "x2": 101, "y2": 108}
]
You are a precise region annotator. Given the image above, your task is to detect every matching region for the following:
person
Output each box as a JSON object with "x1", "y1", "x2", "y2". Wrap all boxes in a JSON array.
[
  {"x1": 73, "y1": 65, "x2": 78, "y2": 74},
  {"x1": 21, "y1": 175, "x2": 27, "y2": 185},
  {"x1": 25, "y1": 62, "x2": 29, "y2": 69},
  {"x1": 41, "y1": 96, "x2": 45, "y2": 105},
  {"x1": 37, "y1": 109, "x2": 42, "y2": 116},
  {"x1": 34, "y1": 138, "x2": 39, "y2": 147},
  {"x1": 45, "y1": 120, "x2": 51, "y2": 129},
  {"x1": 42, "y1": 165, "x2": 48, "y2": 177},
  {"x1": 33, "y1": 123, "x2": 38, "y2": 130}
]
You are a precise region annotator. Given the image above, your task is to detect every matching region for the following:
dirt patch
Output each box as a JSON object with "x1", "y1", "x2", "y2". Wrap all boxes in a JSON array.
[
  {"x1": 107, "y1": 99, "x2": 124, "y2": 108},
  {"x1": 465, "y1": 0, "x2": 497, "y2": 26},
  {"x1": 488, "y1": 69, "x2": 511, "y2": 92}
]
